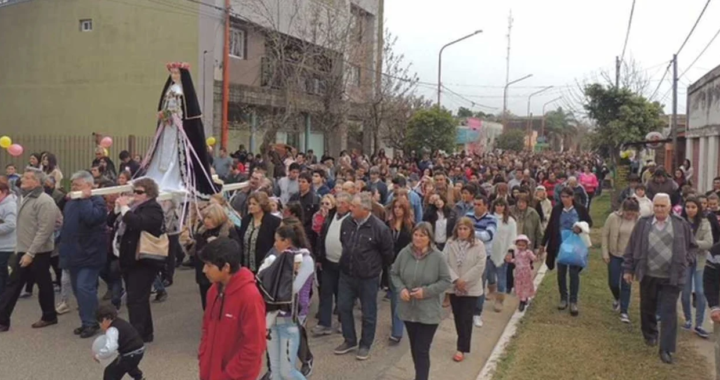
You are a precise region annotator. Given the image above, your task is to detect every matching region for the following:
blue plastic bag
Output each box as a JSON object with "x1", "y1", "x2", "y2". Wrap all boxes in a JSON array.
[{"x1": 557, "y1": 230, "x2": 589, "y2": 268}]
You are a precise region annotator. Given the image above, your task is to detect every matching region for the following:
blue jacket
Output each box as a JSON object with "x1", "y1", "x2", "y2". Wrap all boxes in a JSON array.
[{"x1": 59, "y1": 196, "x2": 108, "y2": 269}]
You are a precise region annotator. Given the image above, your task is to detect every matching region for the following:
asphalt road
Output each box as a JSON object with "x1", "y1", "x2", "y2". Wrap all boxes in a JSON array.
[{"x1": 0, "y1": 268, "x2": 510, "y2": 380}]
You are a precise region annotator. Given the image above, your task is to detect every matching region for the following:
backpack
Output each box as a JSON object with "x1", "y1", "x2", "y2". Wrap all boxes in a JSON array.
[{"x1": 256, "y1": 250, "x2": 295, "y2": 314}]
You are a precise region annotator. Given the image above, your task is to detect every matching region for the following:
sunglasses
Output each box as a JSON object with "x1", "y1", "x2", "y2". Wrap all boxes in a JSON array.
[{"x1": 133, "y1": 189, "x2": 146, "y2": 195}]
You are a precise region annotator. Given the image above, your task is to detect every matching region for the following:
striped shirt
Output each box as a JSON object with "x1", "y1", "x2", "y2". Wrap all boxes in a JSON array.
[{"x1": 466, "y1": 211, "x2": 497, "y2": 254}]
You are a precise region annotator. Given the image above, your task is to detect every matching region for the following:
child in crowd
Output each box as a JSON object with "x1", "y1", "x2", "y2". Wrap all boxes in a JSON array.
[
  {"x1": 632, "y1": 184, "x2": 653, "y2": 217},
  {"x1": 94, "y1": 304, "x2": 145, "y2": 380},
  {"x1": 507, "y1": 235, "x2": 537, "y2": 312}
]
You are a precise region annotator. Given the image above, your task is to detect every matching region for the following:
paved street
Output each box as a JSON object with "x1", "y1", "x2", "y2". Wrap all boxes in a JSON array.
[{"x1": 0, "y1": 268, "x2": 517, "y2": 380}]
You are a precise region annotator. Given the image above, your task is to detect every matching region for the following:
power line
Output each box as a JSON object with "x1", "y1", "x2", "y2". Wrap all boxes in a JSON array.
[
  {"x1": 679, "y1": 24, "x2": 720, "y2": 78},
  {"x1": 620, "y1": 0, "x2": 637, "y2": 62},
  {"x1": 649, "y1": 62, "x2": 672, "y2": 99},
  {"x1": 676, "y1": 0, "x2": 712, "y2": 55},
  {"x1": 441, "y1": 85, "x2": 497, "y2": 110}
]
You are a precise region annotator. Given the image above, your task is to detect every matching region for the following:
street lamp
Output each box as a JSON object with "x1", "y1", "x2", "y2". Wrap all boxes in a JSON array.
[
  {"x1": 437, "y1": 30, "x2": 483, "y2": 107},
  {"x1": 525, "y1": 86, "x2": 553, "y2": 149},
  {"x1": 541, "y1": 96, "x2": 563, "y2": 138},
  {"x1": 502, "y1": 74, "x2": 532, "y2": 129}
]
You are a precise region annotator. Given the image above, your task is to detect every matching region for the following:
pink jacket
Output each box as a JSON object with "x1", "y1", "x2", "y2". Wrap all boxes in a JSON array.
[{"x1": 578, "y1": 173, "x2": 599, "y2": 193}]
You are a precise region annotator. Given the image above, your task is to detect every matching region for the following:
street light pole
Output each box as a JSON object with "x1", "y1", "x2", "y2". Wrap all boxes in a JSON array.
[
  {"x1": 501, "y1": 73, "x2": 532, "y2": 129},
  {"x1": 525, "y1": 86, "x2": 553, "y2": 150},
  {"x1": 540, "y1": 96, "x2": 563, "y2": 139},
  {"x1": 437, "y1": 30, "x2": 483, "y2": 107}
]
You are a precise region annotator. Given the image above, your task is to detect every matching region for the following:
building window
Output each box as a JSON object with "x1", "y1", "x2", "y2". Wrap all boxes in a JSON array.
[
  {"x1": 230, "y1": 28, "x2": 246, "y2": 59},
  {"x1": 347, "y1": 65, "x2": 361, "y2": 87},
  {"x1": 80, "y1": 19, "x2": 93, "y2": 32}
]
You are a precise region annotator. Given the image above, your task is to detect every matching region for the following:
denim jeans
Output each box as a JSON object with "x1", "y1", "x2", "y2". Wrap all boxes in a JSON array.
[
  {"x1": 681, "y1": 262, "x2": 706, "y2": 327},
  {"x1": 59, "y1": 269, "x2": 72, "y2": 304},
  {"x1": 389, "y1": 280, "x2": 404, "y2": 340},
  {"x1": 153, "y1": 275, "x2": 165, "y2": 293},
  {"x1": 99, "y1": 260, "x2": 123, "y2": 308},
  {"x1": 267, "y1": 317, "x2": 306, "y2": 380},
  {"x1": 338, "y1": 272, "x2": 379, "y2": 349},
  {"x1": 486, "y1": 259, "x2": 507, "y2": 293},
  {"x1": 608, "y1": 256, "x2": 631, "y2": 313},
  {"x1": 0, "y1": 251, "x2": 11, "y2": 296},
  {"x1": 557, "y1": 263, "x2": 581, "y2": 303},
  {"x1": 475, "y1": 258, "x2": 491, "y2": 316},
  {"x1": 318, "y1": 261, "x2": 340, "y2": 328},
  {"x1": 70, "y1": 267, "x2": 101, "y2": 328}
]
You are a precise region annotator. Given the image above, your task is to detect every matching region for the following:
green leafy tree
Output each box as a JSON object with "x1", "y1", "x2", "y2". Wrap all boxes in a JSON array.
[
  {"x1": 405, "y1": 108, "x2": 456, "y2": 153},
  {"x1": 457, "y1": 107, "x2": 473, "y2": 118},
  {"x1": 543, "y1": 107, "x2": 577, "y2": 151},
  {"x1": 495, "y1": 129, "x2": 526, "y2": 152},
  {"x1": 583, "y1": 84, "x2": 665, "y2": 162}
]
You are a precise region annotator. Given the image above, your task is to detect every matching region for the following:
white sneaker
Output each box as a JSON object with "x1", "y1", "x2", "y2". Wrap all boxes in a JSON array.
[
  {"x1": 55, "y1": 302, "x2": 71, "y2": 315},
  {"x1": 473, "y1": 315, "x2": 483, "y2": 328},
  {"x1": 620, "y1": 313, "x2": 630, "y2": 324}
]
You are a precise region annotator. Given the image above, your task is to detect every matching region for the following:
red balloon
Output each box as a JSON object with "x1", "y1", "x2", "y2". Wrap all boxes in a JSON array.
[
  {"x1": 7, "y1": 144, "x2": 23, "y2": 157},
  {"x1": 100, "y1": 137, "x2": 113, "y2": 148}
]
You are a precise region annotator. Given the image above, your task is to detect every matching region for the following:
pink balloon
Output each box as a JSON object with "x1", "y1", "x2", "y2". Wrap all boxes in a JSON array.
[
  {"x1": 100, "y1": 137, "x2": 113, "y2": 148},
  {"x1": 7, "y1": 144, "x2": 23, "y2": 157}
]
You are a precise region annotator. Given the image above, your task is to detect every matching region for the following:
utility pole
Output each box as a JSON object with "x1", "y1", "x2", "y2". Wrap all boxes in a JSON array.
[
  {"x1": 502, "y1": 10, "x2": 513, "y2": 126},
  {"x1": 615, "y1": 56, "x2": 621, "y2": 88},
  {"x1": 671, "y1": 54, "x2": 678, "y2": 168},
  {"x1": 374, "y1": 0, "x2": 384, "y2": 152},
  {"x1": 221, "y1": 0, "x2": 230, "y2": 151}
]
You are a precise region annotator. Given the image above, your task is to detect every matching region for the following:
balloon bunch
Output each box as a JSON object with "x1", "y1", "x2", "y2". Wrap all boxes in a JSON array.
[
  {"x1": 0, "y1": 136, "x2": 23, "y2": 157},
  {"x1": 100, "y1": 136, "x2": 113, "y2": 156}
]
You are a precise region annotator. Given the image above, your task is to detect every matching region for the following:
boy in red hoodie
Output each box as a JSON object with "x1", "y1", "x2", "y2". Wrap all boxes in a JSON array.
[{"x1": 198, "y1": 237, "x2": 266, "y2": 380}]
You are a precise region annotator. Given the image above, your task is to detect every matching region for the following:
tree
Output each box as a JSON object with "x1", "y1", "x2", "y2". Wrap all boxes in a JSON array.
[
  {"x1": 363, "y1": 30, "x2": 420, "y2": 153},
  {"x1": 583, "y1": 83, "x2": 665, "y2": 162},
  {"x1": 495, "y1": 129, "x2": 526, "y2": 152},
  {"x1": 543, "y1": 107, "x2": 577, "y2": 151},
  {"x1": 404, "y1": 108, "x2": 456, "y2": 154},
  {"x1": 381, "y1": 95, "x2": 433, "y2": 153},
  {"x1": 457, "y1": 107, "x2": 473, "y2": 118}
]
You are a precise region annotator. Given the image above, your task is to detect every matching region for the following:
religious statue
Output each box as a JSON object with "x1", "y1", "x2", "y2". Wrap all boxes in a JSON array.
[{"x1": 138, "y1": 62, "x2": 217, "y2": 199}]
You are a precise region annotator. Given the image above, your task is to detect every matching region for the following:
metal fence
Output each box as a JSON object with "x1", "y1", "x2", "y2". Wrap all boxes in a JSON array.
[{"x1": 0, "y1": 135, "x2": 154, "y2": 188}]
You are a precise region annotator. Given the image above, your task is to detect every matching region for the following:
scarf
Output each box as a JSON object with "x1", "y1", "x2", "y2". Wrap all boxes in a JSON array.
[
  {"x1": 113, "y1": 199, "x2": 151, "y2": 257},
  {"x1": 21, "y1": 186, "x2": 43, "y2": 198},
  {"x1": 456, "y1": 240, "x2": 471, "y2": 267}
]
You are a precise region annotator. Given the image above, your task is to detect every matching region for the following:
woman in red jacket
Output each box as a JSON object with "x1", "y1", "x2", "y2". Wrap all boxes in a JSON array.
[{"x1": 199, "y1": 237, "x2": 266, "y2": 380}]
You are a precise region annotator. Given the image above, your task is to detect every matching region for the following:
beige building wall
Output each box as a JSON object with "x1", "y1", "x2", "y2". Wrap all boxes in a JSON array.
[{"x1": 0, "y1": 0, "x2": 200, "y2": 137}]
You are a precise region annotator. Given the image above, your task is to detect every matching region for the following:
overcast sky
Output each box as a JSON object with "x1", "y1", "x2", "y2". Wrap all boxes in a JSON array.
[{"x1": 385, "y1": 0, "x2": 720, "y2": 117}]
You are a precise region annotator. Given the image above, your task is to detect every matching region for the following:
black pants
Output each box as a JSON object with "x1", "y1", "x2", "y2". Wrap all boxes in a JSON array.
[
  {"x1": 640, "y1": 276, "x2": 681, "y2": 353},
  {"x1": 123, "y1": 265, "x2": 156, "y2": 340},
  {"x1": 50, "y1": 255, "x2": 62, "y2": 287},
  {"x1": 450, "y1": 295, "x2": 477, "y2": 353},
  {"x1": 163, "y1": 234, "x2": 179, "y2": 283},
  {"x1": 199, "y1": 282, "x2": 211, "y2": 311},
  {"x1": 318, "y1": 261, "x2": 341, "y2": 328},
  {"x1": 404, "y1": 321, "x2": 438, "y2": 380},
  {"x1": 557, "y1": 263, "x2": 581, "y2": 303},
  {"x1": 298, "y1": 323, "x2": 313, "y2": 365},
  {"x1": 103, "y1": 351, "x2": 144, "y2": 380},
  {"x1": 506, "y1": 263, "x2": 515, "y2": 293},
  {"x1": 0, "y1": 252, "x2": 56, "y2": 326}
]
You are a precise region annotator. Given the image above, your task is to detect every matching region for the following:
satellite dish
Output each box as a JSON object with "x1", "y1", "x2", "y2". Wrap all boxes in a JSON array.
[{"x1": 645, "y1": 131, "x2": 663, "y2": 149}]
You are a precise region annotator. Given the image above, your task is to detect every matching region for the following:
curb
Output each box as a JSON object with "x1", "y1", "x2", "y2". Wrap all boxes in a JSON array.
[{"x1": 475, "y1": 263, "x2": 549, "y2": 380}]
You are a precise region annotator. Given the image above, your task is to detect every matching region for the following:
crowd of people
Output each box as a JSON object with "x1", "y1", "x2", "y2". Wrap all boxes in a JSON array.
[{"x1": 1, "y1": 144, "x2": 719, "y2": 379}]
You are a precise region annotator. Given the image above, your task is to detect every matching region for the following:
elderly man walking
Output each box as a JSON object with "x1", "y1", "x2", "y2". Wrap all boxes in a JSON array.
[
  {"x1": 0, "y1": 168, "x2": 61, "y2": 332},
  {"x1": 334, "y1": 192, "x2": 394, "y2": 361},
  {"x1": 623, "y1": 193, "x2": 697, "y2": 364},
  {"x1": 61, "y1": 171, "x2": 108, "y2": 338}
]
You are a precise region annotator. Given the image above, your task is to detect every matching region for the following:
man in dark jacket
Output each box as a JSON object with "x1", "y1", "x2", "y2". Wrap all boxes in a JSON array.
[
  {"x1": 61, "y1": 171, "x2": 108, "y2": 338},
  {"x1": 646, "y1": 168, "x2": 679, "y2": 205},
  {"x1": 623, "y1": 193, "x2": 696, "y2": 364},
  {"x1": 334, "y1": 192, "x2": 393, "y2": 360},
  {"x1": 289, "y1": 172, "x2": 320, "y2": 248}
]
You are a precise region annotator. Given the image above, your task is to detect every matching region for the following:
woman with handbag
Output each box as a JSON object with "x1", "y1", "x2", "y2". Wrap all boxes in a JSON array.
[
  {"x1": 192, "y1": 204, "x2": 240, "y2": 310},
  {"x1": 110, "y1": 178, "x2": 164, "y2": 343},
  {"x1": 239, "y1": 192, "x2": 281, "y2": 274},
  {"x1": 540, "y1": 186, "x2": 592, "y2": 317}
]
